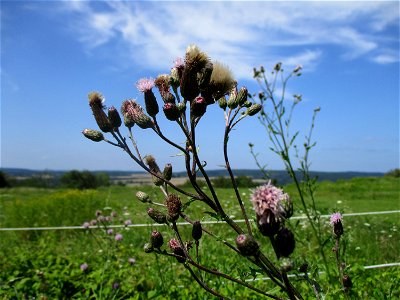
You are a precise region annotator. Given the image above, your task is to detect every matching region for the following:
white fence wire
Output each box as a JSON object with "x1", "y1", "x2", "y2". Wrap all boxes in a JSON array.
[{"x1": 0, "y1": 210, "x2": 399, "y2": 231}]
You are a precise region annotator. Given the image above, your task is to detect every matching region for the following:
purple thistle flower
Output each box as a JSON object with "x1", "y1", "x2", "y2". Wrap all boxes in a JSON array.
[
  {"x1": 137, "y1": 78, "x2": 155, "y2": 93},
  {"x1": 128, "y1": 258, "x2": 136, "y2": 265},
  {"x1": 112, "y1": 282, "x2": 120, "y2": 289},
  {"x1": 107, "y1": 229, "x2": 114, "y2": 235},
  {"x1": 115, "y1": 233, "x2": 123, "y2": 241},
  {"x1": 80, "y1": 263, "x2": 88, "y2": 271},
  {"x1": 330, "y1": 212, "x2": 342, "y2": 225},
  {"x1": 173, "y1": 57, "x2": 184, "y2": 68},
  {"x1": 82, "y1": 222, "x2": 90, "y2": 229},
  {"x1": 124, "y1": 219, "x2": 132, "y2": 226},
  {"x1": 90, "y1": 219, "x2": 97, "y2": 226},
  {"x1": 250, "y1": 182, "x2": 289, "y2": 222}
]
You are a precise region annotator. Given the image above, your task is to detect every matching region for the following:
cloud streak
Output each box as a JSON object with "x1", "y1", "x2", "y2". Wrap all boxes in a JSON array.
[{"x1": 55, "y1": 1, "x2": 398, "y2": 78}]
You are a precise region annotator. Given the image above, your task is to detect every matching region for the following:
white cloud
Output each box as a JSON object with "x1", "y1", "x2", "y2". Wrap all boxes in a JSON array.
[{"x1": 55, "y1": 1, "x2": 399, "y2": 79}]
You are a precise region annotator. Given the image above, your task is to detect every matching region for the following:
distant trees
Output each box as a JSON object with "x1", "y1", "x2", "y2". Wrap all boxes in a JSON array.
[
  {"x1": 0, "y1": 171, "x2": 11, "y2": 188},
  {"x1": 60, "y1": 170, "x2": 110, "y2": 189},
  {"x1": 211, "y1": 176, "x2": 258, "y2": 188},
  {"x1": 385, "y1": 169, "x2": 400, "y2": 178}
]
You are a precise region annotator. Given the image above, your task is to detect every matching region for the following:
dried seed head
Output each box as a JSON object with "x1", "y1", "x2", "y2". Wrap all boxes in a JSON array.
[
  {"x1": 88, "y1": 92, "x2": 112, "y2": 132},
  {"x1": 165, "y1": 194, "x2": 181, "y2": 221},
  {"x1": 155, "y1": 74, "x2": 172, "y2": 102},
  {"x1": 82, "y1": 129, "x2": 104, "y2": 142},
  {"x1": 163, "y1": 163, "x2": 173, "y2": 181},
  {"x1": 208, "y1": 62, "x2": 235, "y2": 100}
]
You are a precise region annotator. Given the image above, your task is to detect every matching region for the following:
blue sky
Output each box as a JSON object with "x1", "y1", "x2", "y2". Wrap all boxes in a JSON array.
[{"x1": 1, "y1": 1, "x2": 399, "y2": 173}]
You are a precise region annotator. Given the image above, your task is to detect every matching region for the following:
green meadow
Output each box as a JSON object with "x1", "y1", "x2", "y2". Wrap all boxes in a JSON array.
[{"x1": 0, "y1": 177, "x2": 399, "y2": 299}]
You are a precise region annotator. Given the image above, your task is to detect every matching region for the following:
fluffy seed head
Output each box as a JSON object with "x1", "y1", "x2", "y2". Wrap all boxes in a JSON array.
[{"x1": 208, "y1": 62, "x2": 235, "y2": 100}]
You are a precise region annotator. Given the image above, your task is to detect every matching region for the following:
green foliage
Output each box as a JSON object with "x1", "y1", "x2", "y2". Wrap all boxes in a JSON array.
[
  {"x1": 60, "y1": 170, "x2": 110, "y2": 189},
  {"x1": 385, "y1": 168, "x2": 400, "y2": 178},
  {"x1": 212, "y1": 176, "x2": 258, "y2": 188},
  {"x1": 0, "y1": 171, "x2": 10, "y2": 188},
  {"x1": 0, "y1": 177, "x2": 399, "y2": 298}
]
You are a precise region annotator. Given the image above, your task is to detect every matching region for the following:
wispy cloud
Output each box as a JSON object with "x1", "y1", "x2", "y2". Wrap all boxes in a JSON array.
[{"x1": 51, "y1": 1, "x2": 398, "y2": 79}]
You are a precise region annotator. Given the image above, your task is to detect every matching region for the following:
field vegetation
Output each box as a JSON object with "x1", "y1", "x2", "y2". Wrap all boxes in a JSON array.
[{"x1": 0, "y1": 176, "x2": 399, "y2": 299}]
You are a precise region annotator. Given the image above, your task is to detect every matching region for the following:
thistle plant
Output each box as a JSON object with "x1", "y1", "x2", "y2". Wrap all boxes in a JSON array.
[
  {"x1": 83, "y1": 45, "x2": 305, "y2": 299},
  {"x1": 250, "y1": 63, "x2": 354, "y2": 296}
]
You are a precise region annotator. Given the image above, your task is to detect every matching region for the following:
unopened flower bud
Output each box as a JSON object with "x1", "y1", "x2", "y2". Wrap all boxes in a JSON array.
[
  {"x1": 218, "y1": 97, "x2": 227, "y2": 110},
  {"x1": 236, "y1": 87, "x2": 248, "y2": 106},
  {"x1": 192, "y1": 221, "x2": 203, "y2": 241},
  {"x1": 108, "y1": 106, "x2": 122, "y2": 129},
  {"x1": 257, "y1": 214, "x2": 281, "y2": 237},
  {"x1": 154, "y1": 74, "x2": 172, "y2": 102},
  {"x1": 168, "y1": 239, "x2": 186, "y2": 263},
  {"x1": 165, "y1": 194, "x2": 181, "y2": 222},
  {"x1": 243, "y1": 101, "x2": 252, "y2": 108},
  {"x1": 170, "y1": 67, "x2": 180, "y2": 89},
  {"x1": 147, "y1": 207, "x2": 167, "y2": 224},
  {"x1": 163, "y1": 103, "x2": 180, "y2": 121},
  {"x1": 121, "y1": 100, "x2": 154, "y2": 129},
  {"x1": 136, "y1": 191, "x2": 150, "y2": 203},
  {"x1": 144, "y1": 242, "x2": 154, "y2": 253},
  {"x1": 191, "y1": 96, "x2": 207, "y2": 118},
  {"x1": 343, "y1": 274, "x2": 352, "y2": 291},
  {"x1": 144, "y1": 90, "x2": 159, "y2": 117},
  {"x1": 293, "y1": 65, "x2": 302, "y2": 74},
  {"x1": 163, "y1": 163, "x2": 173, "y2": 181},
  {"x1": 235, "y1": 234, "x2": 259, "y2": 256},
  {"x1": 275, "y1": 228, "x2": 295, "y2": 257},
  {"x1": 227, "y1": 87, "x2": 239, "y2": 109},
  {"x1": 150, "y1": 230, "x2": 164, "y2": 248},
  {"x1": 274, "y1": 62, "x2": 282, "y2": 72},
  {"x1": 82, "y1": 129, "x2": 104, "y2": 142},
  {"x1": 177, "y1": 102, "x2": 186, "y2": 113},
  {"x1": 246, "y1": 104, "x2": 262, "y2": 116}
]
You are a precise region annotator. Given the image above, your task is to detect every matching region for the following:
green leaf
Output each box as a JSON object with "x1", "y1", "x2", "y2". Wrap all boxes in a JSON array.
[
  {"x1": 181, "y1": 198, "x2": 197, "y2": 211},
  {"x1": 203, "y1": 211, "x2": 221, "y2": 221}
]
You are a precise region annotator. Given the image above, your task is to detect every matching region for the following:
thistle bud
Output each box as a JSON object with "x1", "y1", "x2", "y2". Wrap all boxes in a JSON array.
[
  {"x1": 343, "y1": 274, "x2": 352, "y2": 291},
  {"x1": 191, "y1": 96, "x2": 207, "y2": 118},
  {"x1": 236, "y1": 87, "x2": 248, "y2": 106},
  {"x1": 164, "y1": 92, "x2": 176, "y2": 104},
  {"x1": 235, "y1": 234, "x2": 259, "y2": 256},
  {"x1": 147, "y1": 207, "x2": 167, "y2": 224},
  {"x1": 108, "y1": 106, "x2": 122, "y2": 129},
  {"x1": 243, "y1": 101, "x2": 252, "y2": 108},
  {"x1": 121, "y1": 100, "x2": 154, "y2": 129},
  {"x1": 275, "y1": 228, "x2": 295, "y2": 258},
  {"x1": 154, "y1": 74, "x2": 172, "y2": 102},
  {"x1": 144, "y1": 90, "x2": 159, "y2": 117},
  {"x1": 144, "y1": 155, "x2": 164, "y2": 186},
  {"x1": 274, "y1": 62, "x2": 282, "y2": 72},
  {"x1": 256, "y1": 214, "x2": 281, "y2": 237},
  {"x1": 163, "y1": 163, "x2": 173, "y2": 181},
  {"x1": 218, "y1": 97, "x2": 227, "y2": 110},
  {"x1": 227, "y1": 87, "x2": 239, "y2": 109},
  {"x1": 123, "y1": 114, "x2": 135, "y2": 128},
  {"x1": 180, "y1": 68, "x2": 199, "y2": 101},
  {"x1": 152, "y1": 172, "x2": 164, "y2": 186},
  {"x1": 330, "y1": 212, "x2": 344, "y2": 237},
  {"x1": 281, "y1": 197, "x2": 293, "y2": 219},
  {"x1": 136, "y1": 191, "x2": 150, "y2": 203},
  {"x1": 88, "y1": 92, "x2": 113, "y2": 133},
  {"x1": 143, "y1": 242, "x2": 154, "y2": 253},
  {"x1": 82, "y1": 129, "x2": 104, "y2": 142},
  {"x1": 192, "y1": 221, "x2": 203, "y2": 241},
  {"x1": 150, "y1": 230, "x2": 164, "y2": 249},
  {"x1": 163, "y1": 103, "x2": 180, "y2": 121},
  {"x1": 165, "y1": 194, "x2": 181, "y2": 222},
  {"x1": 169, "y1": 239, "x2": 186, "y2": 263},
  {"x1": 246, "y1": 104, "x2": 262, "y2": 116},
  {"x1": 177, "y1": 102, "x2": 186, "y2": 113},
  {"x1": 170, "y1": 67, "x2": 180, "y2": 89}
]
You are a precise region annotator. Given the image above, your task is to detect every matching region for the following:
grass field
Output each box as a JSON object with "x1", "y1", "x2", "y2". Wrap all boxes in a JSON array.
[{"x1": 0, "y1": 177, "x2": 399, "y2": 299}]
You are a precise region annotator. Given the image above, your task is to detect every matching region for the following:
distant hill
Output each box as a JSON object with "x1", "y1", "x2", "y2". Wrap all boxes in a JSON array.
[{"x1": 1, "y1": 167, "x2": 384, "y2": 185}]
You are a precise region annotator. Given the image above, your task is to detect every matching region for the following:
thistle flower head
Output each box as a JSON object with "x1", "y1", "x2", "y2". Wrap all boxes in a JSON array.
[
  {"x1": 88, "y1": 91, "x2": 105, "y2": 108},
  {"x1": 168, "y1": 238, "x2": 180, "y2": 250},
  {"x1": 128, "y1": 258, "x2": 136, "y2": 265},
  {"x1": 185, "y1": 44, "x2": 209, "y2": 71},
  {"x1": 121, "y1": 99, "x2": 153, "y2": 129},
  {"x1": 155, "y1": 74, "x2": 172, "y2": 101},
  {"x1": 165, "y1": 194, "x2": 181, "y2": 221},
  {"x1": 330, "y1": 212, "x2": 342, "y2": 225},
  {"x1": 115, "y1": 233, "x2": 123, "y2": 241},
  {"x1": 80, "y1": 263, "x2": 88, "y2": 271},
  {"x1": 251, "y1": 181, "x2": 289, "y2": 222},
  {"x1": 82, "y1": 222, "x2": 90, "y2": 229},
  {"x1": 173, "y1": 57, "x2": 184, "y2": 69},
  {"x1": 136, "y1": 78, "x2": 155, "y2": 93}
]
